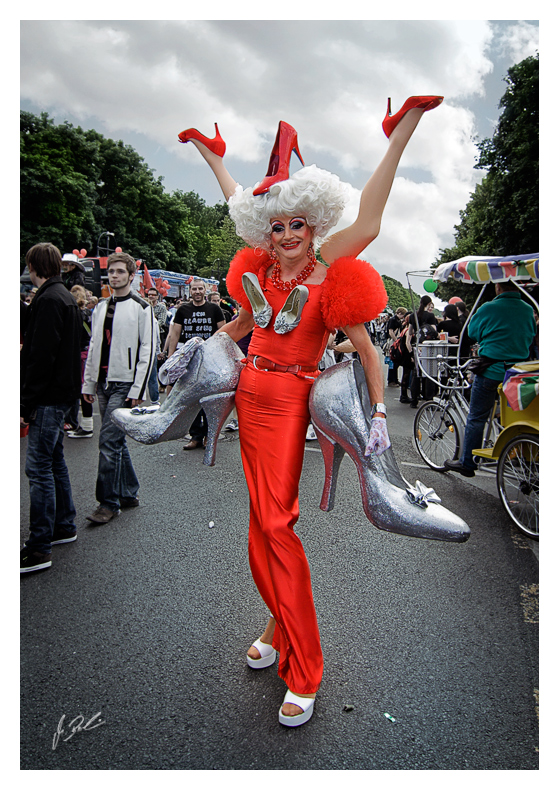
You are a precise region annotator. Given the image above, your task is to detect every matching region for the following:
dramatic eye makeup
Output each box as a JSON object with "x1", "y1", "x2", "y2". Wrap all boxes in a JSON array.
[{"x1": 270, "y1": 217, "x2": 307, "y2": 234}]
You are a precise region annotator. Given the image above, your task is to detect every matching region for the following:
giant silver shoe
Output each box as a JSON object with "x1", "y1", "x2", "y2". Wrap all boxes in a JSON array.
[
  {"x1": 309, "y1": 360, "x2": 470, "y2": 542},
  {"x1": 111, "y1": 333, "x2": 244, "y2": 466}
]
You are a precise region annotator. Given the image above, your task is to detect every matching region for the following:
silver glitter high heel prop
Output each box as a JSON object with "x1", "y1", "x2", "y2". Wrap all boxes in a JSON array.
[
  {"x1": 274, "y1": 285, "x2": 309, "y2": 334},
  {"x1": 242, "y1": 272, "x2": 273, "y2": 328},
  {"x1": 111, "y1": 333, "x2": 244, "y2": 467},
  {"x1": 309, "y1": 360, "x2": 470, "y2": 542}
]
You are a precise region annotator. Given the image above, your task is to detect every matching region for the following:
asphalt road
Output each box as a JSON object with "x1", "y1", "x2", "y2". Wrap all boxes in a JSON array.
[{"x1": 20, "y1": 357, "x2": 539, "y2": 770}]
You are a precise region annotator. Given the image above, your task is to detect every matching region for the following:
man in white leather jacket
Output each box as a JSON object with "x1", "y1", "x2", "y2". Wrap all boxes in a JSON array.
[{"x1": 82, "y1": 252, "x2": 154, "y2": 524}]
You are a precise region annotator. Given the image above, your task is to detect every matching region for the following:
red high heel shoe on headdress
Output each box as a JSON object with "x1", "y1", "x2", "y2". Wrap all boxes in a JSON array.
[
  {"x1": 253, "y1": 121, "x2": 305, "y2": 196},
  {"x1": 382, "y1": 95, "x2": 444, "y2": 139},
  {"x1": 178, "y1": 123, "x2": 226, "y2": 157}
]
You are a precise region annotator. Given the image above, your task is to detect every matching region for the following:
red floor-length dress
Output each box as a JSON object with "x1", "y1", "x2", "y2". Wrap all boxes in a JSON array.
[{"x1": 227, "y1": 248, "x2": 387, "y2": 695}]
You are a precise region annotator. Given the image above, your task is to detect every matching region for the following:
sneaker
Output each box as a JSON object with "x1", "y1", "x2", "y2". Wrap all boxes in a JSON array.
[
  {"x1": 66, "y1": 426, "x2": 93, "y2": 438},
  {"x1": 20, "y1": 547, "x2": 52, "y2": 573},
  {"x1": 443, "y1": 459, "x2": 475, "y2": 478},
  {"x1": 306, "y1": 424, "x2": 317, "y2": 441},
  {"x1": 119, "y1": 497, "x2": 139, "y2": 509},
  {"x1": 86, "y1": 506, "x2": 120, "y2": 524},
  {"x1": 51, "y1": 527, "x2": 77, "y2": 545},
  {"x1": 130, "y1": 403, "x2": 160, "y2": 415},
  {"x1": 224, "y1": 419, "x2": 239, "y2": 432}
]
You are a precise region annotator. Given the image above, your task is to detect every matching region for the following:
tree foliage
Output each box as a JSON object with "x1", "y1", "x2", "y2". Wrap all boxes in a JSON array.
[
  {"x1": 433, "y1": 54, "x2": 538, "y2": 306},
  {"x1": 382, "y1": 275, "x2": 421, "y2": 313},
  {"x1": 20, "y1": 111, "x2": 244, "y2": 275}
]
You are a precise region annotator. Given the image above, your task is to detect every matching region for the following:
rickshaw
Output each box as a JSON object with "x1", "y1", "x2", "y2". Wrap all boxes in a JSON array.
[{"x1": 405, "y1": 254, "x2": 539, "y2": 540}]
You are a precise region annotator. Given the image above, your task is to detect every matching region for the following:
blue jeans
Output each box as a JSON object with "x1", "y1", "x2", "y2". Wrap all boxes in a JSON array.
[
  {"x1": 95, "y1": 382, "x2": 140, "y2": 511},
  {"x1": 460, "y1": 374, "x2": 500, "y2": 470},
  {"x1": 24, "y1": 403, "x2": 76, "y2": 554},
  {"x1": 148, "y1": 358, "x2": 160, "y2": 404}
]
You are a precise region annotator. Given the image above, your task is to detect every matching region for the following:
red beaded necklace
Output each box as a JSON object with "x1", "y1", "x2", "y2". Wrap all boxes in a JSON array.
[{"x1": 270, "y1": 246, "x2": 318, "y2": 292}]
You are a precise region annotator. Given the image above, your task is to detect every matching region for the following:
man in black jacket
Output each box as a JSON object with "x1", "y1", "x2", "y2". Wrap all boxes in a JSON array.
[{"x1": 20, "y1": 243, "x2": 82, "y2": 573}]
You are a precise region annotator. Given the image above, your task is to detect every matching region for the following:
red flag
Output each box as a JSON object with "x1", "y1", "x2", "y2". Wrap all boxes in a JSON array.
[{"x1": 141, "y1": 264, "x2": 155, "y2": 295}]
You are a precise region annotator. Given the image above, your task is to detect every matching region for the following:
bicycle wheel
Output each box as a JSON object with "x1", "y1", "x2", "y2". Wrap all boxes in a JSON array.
[
  {"x1": 497, "y1": 433, "x2": 539, "y2": 539},
  {"x1": 413, "y1": 400, "x2": 460, "y2": 472}
]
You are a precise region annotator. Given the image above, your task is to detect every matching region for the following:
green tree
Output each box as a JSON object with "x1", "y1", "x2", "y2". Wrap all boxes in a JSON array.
[
  {"x1": 476, "y1": 54, "x2": 538, "y2": 253},
  {"x1": 197, "y1": 216, "x2": 247, "y2": 285},
  {"x1": 20, "y1": 112, "x2": 234, "y2": 274},
  {"x1": 381, "y1": 275, "x2": 421, "y2": 313},
  {"x1": 20, "y1": 111, "x2": 99, "y2": 263},
  {"x1": 433, "y1": 54, "x2": 538, "y2": 306}
]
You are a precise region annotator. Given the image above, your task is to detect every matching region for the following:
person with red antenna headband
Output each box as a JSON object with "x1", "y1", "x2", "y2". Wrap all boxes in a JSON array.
[{"x1": 178, "y1": 96, "x2": 444, "y2": 727}]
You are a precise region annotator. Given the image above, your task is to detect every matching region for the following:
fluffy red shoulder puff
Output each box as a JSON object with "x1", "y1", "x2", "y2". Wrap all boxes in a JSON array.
[
  {"x1": 226, "y1": 247, "x2": 270, "y2": 313},
  {"x1": 320, "y1": 257, "x2": 387, "y2": 332}
]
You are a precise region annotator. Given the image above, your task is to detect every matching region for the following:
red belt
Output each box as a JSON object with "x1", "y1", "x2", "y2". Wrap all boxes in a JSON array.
[{"x1": 246, "y1": 354, "x2": 318, "y2": 375}]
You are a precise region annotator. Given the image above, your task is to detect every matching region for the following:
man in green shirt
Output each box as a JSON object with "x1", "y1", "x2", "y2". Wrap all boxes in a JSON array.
[{"x1": 444, "y1": 281, "x2": 536, "y2": 477}]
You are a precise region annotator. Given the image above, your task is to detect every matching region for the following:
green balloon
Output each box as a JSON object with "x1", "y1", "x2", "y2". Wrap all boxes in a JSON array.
[{"x1": 423, "y1": 278, "x2": 438, "y2": 292}]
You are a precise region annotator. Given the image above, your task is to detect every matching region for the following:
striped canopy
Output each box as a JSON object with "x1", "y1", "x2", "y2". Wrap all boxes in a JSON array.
[{"x1": 432, "y1": 254, "x2": 539, "y2": 284}]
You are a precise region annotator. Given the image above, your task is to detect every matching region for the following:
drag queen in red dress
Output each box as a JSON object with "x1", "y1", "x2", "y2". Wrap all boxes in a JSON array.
[{"x1": 178, "y1": 97, "x2": 443, "y2": 726}]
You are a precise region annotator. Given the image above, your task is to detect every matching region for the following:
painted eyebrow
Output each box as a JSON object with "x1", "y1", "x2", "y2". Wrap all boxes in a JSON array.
[{"x1": 270, "y1": 217, "x2": 306, "y2": 227}]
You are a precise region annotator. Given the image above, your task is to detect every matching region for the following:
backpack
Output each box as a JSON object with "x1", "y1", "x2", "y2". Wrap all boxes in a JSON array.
[{"x1": 389, "y1": 330, "x2": 409, "y2": 365}]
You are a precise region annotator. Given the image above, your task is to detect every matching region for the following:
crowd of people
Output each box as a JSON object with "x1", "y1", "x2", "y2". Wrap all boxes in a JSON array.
[
  {"x1": 378, "y1": 293, "x2": 538, "y2": 410},
  {"x1": 19, "y1": 247, "x2": 538, "y2": 551},
  {"x1": 19, "y1": 245, "x2": 247, "y2": 555}
]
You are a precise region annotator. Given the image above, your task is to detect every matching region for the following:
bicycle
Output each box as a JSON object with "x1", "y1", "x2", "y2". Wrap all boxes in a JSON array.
[
  {"x1": 406, "y1": 253, "x2": 539, "y2": 539},
  {"x1": 413, "y1": 355, "x2": 501, "y2": 473}
]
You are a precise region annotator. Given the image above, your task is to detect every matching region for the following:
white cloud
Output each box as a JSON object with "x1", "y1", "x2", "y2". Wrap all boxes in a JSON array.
[
  {"x1": 20, "y1": 19, "x2": 534, "y2": 287},
  {"x1": 495, "y1": 20, "x2": 539, "y2": 66}
]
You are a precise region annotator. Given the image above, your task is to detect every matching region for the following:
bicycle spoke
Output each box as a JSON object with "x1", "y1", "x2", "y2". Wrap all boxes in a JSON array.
[
  {"x1": 414, "y1": 402, "x2": 459, "y2": 471},
  {"x1": 498, "y1": 436, "x2": 539, "y2": 538}
]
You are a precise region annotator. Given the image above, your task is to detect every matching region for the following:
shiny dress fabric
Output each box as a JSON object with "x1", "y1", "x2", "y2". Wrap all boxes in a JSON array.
[{"x1": 235, "y1": 281, "x2": 329, "y2": 694}]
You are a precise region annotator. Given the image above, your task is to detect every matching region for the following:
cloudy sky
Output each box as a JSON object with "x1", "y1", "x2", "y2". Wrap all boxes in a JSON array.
[{"x1": 20, "y1": 17, "x2": 539, "y2": 292}]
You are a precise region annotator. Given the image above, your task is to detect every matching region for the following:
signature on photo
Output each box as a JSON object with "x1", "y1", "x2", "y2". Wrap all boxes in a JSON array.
[{"x1": 52, "y1": 712, "x2": 105, "y2": 750}]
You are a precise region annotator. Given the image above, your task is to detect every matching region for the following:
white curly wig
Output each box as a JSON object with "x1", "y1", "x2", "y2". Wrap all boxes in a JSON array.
[{"x1": 228, "y1": 164, "x2": 351, "y2": 250}]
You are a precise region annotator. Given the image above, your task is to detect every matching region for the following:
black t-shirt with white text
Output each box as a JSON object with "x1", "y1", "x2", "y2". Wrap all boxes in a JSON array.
[{"x1": 173, "y1": 301, "x2": 224, "y2": 343}]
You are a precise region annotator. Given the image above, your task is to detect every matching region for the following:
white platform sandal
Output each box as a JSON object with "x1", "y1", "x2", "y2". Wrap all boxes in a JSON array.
[
  {"x1": 278, "y1": 690, "x2": 315, "y2": 727},
  {"x1": 246, "y1": 638, "x2": 277, "y2": 669}
]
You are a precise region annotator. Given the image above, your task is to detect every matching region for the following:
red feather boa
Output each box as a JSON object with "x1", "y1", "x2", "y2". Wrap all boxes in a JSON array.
[
  {"x1": 320, "y1": 256, "x2": 387, "y2": 331},
  {"x1": 226, "y1": 247, "x2": 387, "y2": 330}
]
